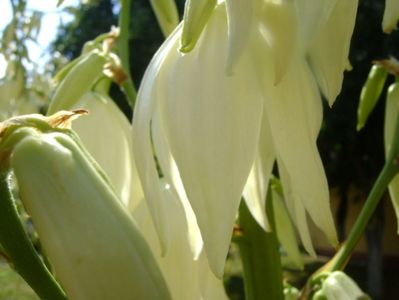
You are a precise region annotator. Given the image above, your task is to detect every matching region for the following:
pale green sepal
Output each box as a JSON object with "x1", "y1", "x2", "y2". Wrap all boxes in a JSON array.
[
  {"x1": 308, "y1": 0, "x2": 358, "y2": 106},
  {"x1": 383, "y1": 0, "x2": 399, "y2": 33},
  {"x1": 180, "y1": 0, "x2": 217, "y2": 53},
  {"x1": 271, "y1": 181, "x2": 304, "y2": 270},
  {"x1": 225, "y1": 0, "x2": 255, "y2": 74},
  {"x1": 357, "y1": 64, "x2": 388, "y2": 131},
  {"x1": 47, "y1": 50, "x2": 108, "y2": 115},
  {"x1": 150, "y1": 0, "x2": 179, "y2": 37},
  {"x1": 132, "y1": 26, "x2": 183, "y2": 255},
  {"x1": 11, "y1": 132, "x2": 171, "y2": 300},
  {"x1": 71, "y1": 91, "x2": 142, "y2": 208},
  {"x1": 384, "y1": 82, "x2": 399, "y2": 233}
]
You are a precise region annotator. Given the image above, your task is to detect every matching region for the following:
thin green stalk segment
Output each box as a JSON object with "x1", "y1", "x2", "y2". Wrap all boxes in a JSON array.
[
  {"x1": 330, "y1": 164, "x2": 397, "y2": 271},
  {"x1": 0, "y1": 171, "x2": 66, "y2": 300},
  {"x1": 237, "y1": 198, "x2": 284, "y2": 300},
  {"x1": 330, "y1": 108, "x2": 399, "y2": 271},
  {"x1": 118, "y1": 0, "x2": 137, "y2": 107}
]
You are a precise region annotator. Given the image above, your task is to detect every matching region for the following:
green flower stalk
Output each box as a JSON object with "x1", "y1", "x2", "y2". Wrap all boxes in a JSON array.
[
  {"x1": 149, "y1": 0, "x2": 179, "y2": 37},
  {"x1": 1, "y1": 113, "x2": 171, "y2": 300}
]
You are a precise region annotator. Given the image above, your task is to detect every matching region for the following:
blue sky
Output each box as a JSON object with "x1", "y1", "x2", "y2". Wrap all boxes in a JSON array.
[{"x1": 0, "y1": 0, "x2": 79, "y2": 77}]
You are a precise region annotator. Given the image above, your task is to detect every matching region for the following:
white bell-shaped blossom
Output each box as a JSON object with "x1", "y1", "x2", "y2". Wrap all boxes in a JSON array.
[{"x1": 133, "y1": 0, "x2": 359, "y2": 277}]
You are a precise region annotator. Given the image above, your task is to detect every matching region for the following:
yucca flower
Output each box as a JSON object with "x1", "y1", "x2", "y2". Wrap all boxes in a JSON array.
[
  {"x1": 133, "y1": 0, "x2": 358, "y2": 277},
  {"x1": 0, "y1": 113, "x2": 171, "y2": 300}
]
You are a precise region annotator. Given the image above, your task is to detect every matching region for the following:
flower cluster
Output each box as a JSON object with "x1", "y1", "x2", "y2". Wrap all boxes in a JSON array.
[{"x1": 133, "y1": 0, "x2": 358, "y2": 278}]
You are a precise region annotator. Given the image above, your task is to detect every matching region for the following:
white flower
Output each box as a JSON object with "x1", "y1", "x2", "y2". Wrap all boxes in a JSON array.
[
  {"x1": 133, "y1": 0, "x2": 358, "y2": 277},
  {"x1": 71, "y1": 86, "x2": 143, "y2": 208}
]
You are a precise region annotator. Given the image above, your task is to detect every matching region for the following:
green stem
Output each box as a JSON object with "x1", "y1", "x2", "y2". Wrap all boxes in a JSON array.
[
  {"x1": 118, "y1": 0, "x2": 137, "y2": 108},
  {"x1": 330, "y1": 109, "x2": 399, "y2": 271},
  {"x1": 0, "y1": 171, "x2": 66, "y2": 300},
  {"x1": 237, "y1": 198, "x2": 284, "y2": 300},
  {"x1": 330, "y1": 163, "x2": 397, "y2": 271}
]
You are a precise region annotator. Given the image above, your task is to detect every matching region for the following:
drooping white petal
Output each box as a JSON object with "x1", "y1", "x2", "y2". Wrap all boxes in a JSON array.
[
  {"x1": 132, "y1": 183, "x2": 227, "y2": 300},
  {"x1": 382, "y1": 0, "x2": 399, "y2": 33},
  {"x1": 243, "y1": 108, "x2": 275, "y2": 232},
  {"x1": 277, "y1": 156, "x2": 316, "y2": 257},
  {"x1": 384, "y1": 83, "x2": 399, "y2": 233},
  {"x1": 308, "y1": 0, "x2": 358, "y2": 105},
  {"x1": 157, "y1": 5, "x2": 264, "y2": 277},
  {"x1": 132, "y1": 26, "x2": 183, "y2": 254},
  {"x1": 72, "y1": 92, "x2": 140, "y2": 207},
  {"x1": 257, "y1": 0, "x2": 298, "y2": 84},
  {"x1": 225, "y1": 0, "x2": 256, "y2": 73},
  {"x1": 263, "y1": 58, "x2": 338, "y2": 248},
  {"x1": 152, "y1": 109, "x2": 203, "y2": 259},
  {"x1": 294, "y1": 0, "x2": 337, "y2": 52}
]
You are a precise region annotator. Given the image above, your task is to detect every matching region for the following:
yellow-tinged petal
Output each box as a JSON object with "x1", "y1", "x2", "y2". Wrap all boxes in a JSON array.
[
  {"x1": 157, "y1": 5, "x2": 264, "y2": 277},
  {"x1": 383, "y1": 0, "x2": 399, "y2": 33},
  {"x1": 132, "y1": 182, "x2": 227, "y2": 300},
  {"x1": 384, "y1": 82, "x2": 399, "y2": 233},
  {"x1": 294, "y1": 0, "x2": 337, "y2": 52},
  {"x1": 132, "y1": 25, "x2": 183, "y2": 254},
  {"x1": 308, "y1": 0, "x2": 358, "y2": 106},
  {"x1": 263, "y1": 58, "x2": 338, "y2": 248},
  {"x1": 151, "y1": 110, "x2": 203, "y2": 259},
  {"x1": 11, "y1": 132, "x2": 170, "y2": 300},
  {"x1": 257, "y1": 0, "x2": 298, "y2": 84},
  {"x1": 277, "y1": 156, "x2": 316, "y2": 257},
  {"x1": 71, "y1": 91, "x2": 141, "y2": 207},
  {"x1": 243, "y1": 108, "x2": 275, "y2": 232},
  {"x1": 225, "y1": 0, "x2": 256, "y2": 73}
]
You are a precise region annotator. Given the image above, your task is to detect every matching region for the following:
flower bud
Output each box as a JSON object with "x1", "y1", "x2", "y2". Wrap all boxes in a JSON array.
[
  {"x1": 357, "y1": 65, "x2": 388, "y2": 130},
  {"x1": 10, "y1": 130, "x2": 170, "y2": 300},
  {"x1": 47, "y1": 50, "x2": 108, "y2": 114},
  {"x1": 312, "y1": 271, "x2": 369, "y2": 300}
]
